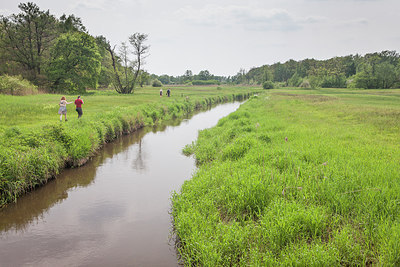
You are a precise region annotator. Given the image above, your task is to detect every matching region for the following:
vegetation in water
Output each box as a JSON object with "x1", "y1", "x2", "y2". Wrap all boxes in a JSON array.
[{"x1": 172, "y1": 88, "x2": 400, "y2": 266}]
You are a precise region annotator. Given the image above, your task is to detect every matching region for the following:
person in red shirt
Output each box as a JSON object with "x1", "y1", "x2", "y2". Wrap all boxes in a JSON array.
[{"x1": 74, "y1": 95, "x2": 84, "y2": 118}]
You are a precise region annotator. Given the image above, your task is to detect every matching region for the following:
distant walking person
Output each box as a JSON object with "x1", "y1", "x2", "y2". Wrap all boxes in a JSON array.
[
  {"x1": 167, "y1": 88, "x2": 171, "y2": 97},
  {"x1": 160, "y1": 88, "x2": 163, "y2": 97},
  {"x1": 75, "y1": 95, "x2": 84, "y2": 118},
  {"x1": 58, "y1": 96, "x2": 73, "y2": 122}
]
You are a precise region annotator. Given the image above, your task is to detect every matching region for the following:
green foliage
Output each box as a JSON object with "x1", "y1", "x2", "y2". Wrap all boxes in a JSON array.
[
  {"x1": 47, "y1": 32, "x2": 101, "y2": 93},
  {"x1": 350, "y1": 62, "x2": 399, "y2": 89},
  {"x1": 192, "y1": 80, "x2": 220, "y2": 85},
  {"x1": 0, "y1": 75, "x2": 38, "y2": 95},
  {"x1": 308, "y1": 75, "x2": 321, "y2": 89},
  {"x1": 287, "y1": 72, "x2": 303, "y2": 87},
  {"x1": 0, "y1": 87, "x2": 258, "y2": 206},
  {"x1": 172, "y1": 88, "x2": 400, "y2": 265},
  {"x1": 0, "y1": 3, "x2": 129, "y2": 92},
  {"x1": 152, "y1": 79, "x2": 162, "y2": 87},
  {"x1": 320, "y1": 73, "x2": 347, "y2": 88},
  {"x1": 239, "y1": 50, "x2": 400, "y2": 89},
  {"x1": 0, "y1": 2, "x2": 57, "y2": 82},
  {"x1": 262, "y1": 80, "x2": 274, "y2": 89}
]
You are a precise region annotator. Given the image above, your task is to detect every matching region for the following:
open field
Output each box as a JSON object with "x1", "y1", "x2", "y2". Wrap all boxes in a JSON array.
[
  {"x1": 0, "y1": 86, "x2": 260, "y2": 206},
  {"x1": 0, "y1": 86, "x2": 252, "y2": 128},
  {"x1": 173, "y1": 88, "x2": 400, "y2": 266}
]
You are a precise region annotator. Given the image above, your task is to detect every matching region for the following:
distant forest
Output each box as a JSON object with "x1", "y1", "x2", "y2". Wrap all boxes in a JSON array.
[
  {"x1": 141, "y1": 50, "x2": 400, "y2": 90},
  {"x1": 1, "y1": 2, "x2": 399, "y2": 94},
  {"x1": 240, "y1": 50, "x2": 400, "y2": 89}
]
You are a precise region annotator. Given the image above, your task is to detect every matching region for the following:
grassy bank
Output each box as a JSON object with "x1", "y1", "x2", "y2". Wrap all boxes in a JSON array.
[
  {"x1": 172, "y1": 88, "x2": 400, "y2": 266},
  {"x1": 0, "y1": 86, "x2": 259, "y2": 207}
]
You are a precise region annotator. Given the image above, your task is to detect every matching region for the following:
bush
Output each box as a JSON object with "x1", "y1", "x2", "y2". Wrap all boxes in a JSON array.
[
  {"x1": 308, "y1": 75, "x2": 321, "y2": 89},
  {"x1": 320, "y1": 74, "x2": 347, "y2": 88},
  {"x1": 262, "y1": 80, "x2": 274, "y2": 89},
  {"x1": 0, "y1": 75, "x2": 38, "y2": 95},
  {"x1": 300, "y1": 80, "x2": 311, "y2": 88},
  {"x1": 288, "y1": 72, "x2": 303, "y2": 87},
  {"x1": 152, "y1": 79, "x2": 162, "y2": 87}
]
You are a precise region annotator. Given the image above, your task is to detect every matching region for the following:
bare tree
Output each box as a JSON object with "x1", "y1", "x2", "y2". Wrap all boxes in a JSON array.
[
  {"x1": 129, "y1": 33, "x2": 150, "y2": 91},
  {"x1": 106, "y1": 32, "x2": 149, "y2": 94}
]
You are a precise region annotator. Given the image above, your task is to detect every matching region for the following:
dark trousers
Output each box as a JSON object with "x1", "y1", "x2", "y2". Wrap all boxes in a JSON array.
[{"x1": 76, "y1": 107, "x2": 83, "y2": 118}]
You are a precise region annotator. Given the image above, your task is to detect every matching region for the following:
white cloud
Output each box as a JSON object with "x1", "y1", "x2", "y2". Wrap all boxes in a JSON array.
[
  {"x1": 73, "y1": 0, "x2": 107, "y2": 11},
  {"x1": 176, "y1": 5, "x2": 302, "y2": 32},
  {"x1": 73, "y1": 0, "x2": 137, "y2": 12}
]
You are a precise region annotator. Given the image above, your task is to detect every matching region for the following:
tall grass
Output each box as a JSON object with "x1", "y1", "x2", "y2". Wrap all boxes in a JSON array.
[
  {"x1": 172, "y1": 88, "x2": 400, "y2": 266},
  {"x1": 0, "y1": 86, "x2": 259, "y2": 207}
]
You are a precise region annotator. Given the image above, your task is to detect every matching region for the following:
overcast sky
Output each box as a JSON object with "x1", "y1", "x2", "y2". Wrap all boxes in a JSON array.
[{"x1": 1, "y1": 0, "x2": 399, "y2": 76}]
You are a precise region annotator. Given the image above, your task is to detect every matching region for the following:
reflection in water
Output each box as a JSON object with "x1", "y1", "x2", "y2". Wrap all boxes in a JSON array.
[
  {"x1": 0, "y1": 126, "x2": 151, "y2": 233},
  {"x1": 132, "y1": 139, "x2": 146, "y2": 172},
  {"x1": 0, "y1": 102, "x2": 241, "y2": 266}
]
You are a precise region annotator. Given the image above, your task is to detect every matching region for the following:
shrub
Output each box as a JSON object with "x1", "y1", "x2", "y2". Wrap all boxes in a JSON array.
[
  {"x1": 262, "y1": 80, "x2": 274, "y2": 89},
  {"x1": 152, "y1": 79, "x2": 162, "y2": 87},
  {"x1": 308, "y1": 75, "x2": 321, "y2": 89},
  {"x1": 320, "y1": 74, "x2": 347, "y2": 88},
  {"x1": 300, "y1": 80, "x2": 311, "y2": 88},
  {"x1": 288, "y1": 72, "x2": 303, "y2": 87},
  {"x1": 0, "y1": 75, "x2": 38, "y2": 95}
]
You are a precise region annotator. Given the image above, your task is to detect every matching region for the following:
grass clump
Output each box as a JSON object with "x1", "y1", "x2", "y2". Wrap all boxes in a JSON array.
[
  {"x1": 172, "y1": 88, "x2": 400, "y2": 266},
  {"x1": 0, "y1": 86, "x2": 260, "y2": 207}
]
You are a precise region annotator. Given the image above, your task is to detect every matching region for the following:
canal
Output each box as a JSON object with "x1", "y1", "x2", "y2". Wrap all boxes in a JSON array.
[{"x1": 0, "y1": 102, "x2": 241, "y2": 266}]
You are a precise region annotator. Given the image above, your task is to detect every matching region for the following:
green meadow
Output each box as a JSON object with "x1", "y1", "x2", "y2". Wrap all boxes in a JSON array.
[
  {"x1": 173, "y1": 88, "x2": 400, "y2": 266},
  {"x1": 0, "y1": 86, "x2": 258, "y2": 206}
]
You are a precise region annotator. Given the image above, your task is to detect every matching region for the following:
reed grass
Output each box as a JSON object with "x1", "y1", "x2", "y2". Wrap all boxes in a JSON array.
[
  {"x1": 0, "y1": 86, "x2": 260, "y2": 206},
  {"x1": 172, "y1": 88, "x2": 400, "y2": 266}
]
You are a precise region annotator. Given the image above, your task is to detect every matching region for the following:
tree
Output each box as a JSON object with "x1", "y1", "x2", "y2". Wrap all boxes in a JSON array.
[
  {"x1": 183, "y1": 70, "x2": 193, "y2": 82},
  {"x1": 232, "y1": 68, "x2": 246, "y2": 84},
  {"x1": 95, "y1": 35, "x2": 114, "y2": 88},
  {"x1": 375, "y1": 62, "x2": 398, "y2": 89},
  {"x1": 137, "y1": 70, "x2": 150, "y2": 87},
  {"x1": 59, "y1": 14, "x2": 86, "y2": 33},
  {"x1": 158, "y1": 74, "x2": 171, "y2": 84},
  {"x1": 119, "y1": 41, "x2": 135, "y2": 89},
  {"x1": 273, "y1": 63, "x2": 292, "y2": 83},
  {"x1": 287, "y1": 72, "x2": 302, "y2": 87},
  {"x1": 1, "y1": 2, "x2": 57, "y2": 81},
  {"x1": 107, "y1": 32, "x2": 149, "y2": 94},
  {"x1": 47, "y1": 32, "x2": 101, "y2": 93},
  {"x1": 197, "y1": 70, "x2": 212, "y2": 80},
  {"x1": 129, "y1": 33, "x2": 149, "y2": 91}
]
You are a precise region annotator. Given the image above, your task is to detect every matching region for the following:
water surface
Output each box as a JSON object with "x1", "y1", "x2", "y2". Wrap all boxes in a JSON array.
[{"x1": 0, "y1": 102, "x2": 241, "y2": 266}]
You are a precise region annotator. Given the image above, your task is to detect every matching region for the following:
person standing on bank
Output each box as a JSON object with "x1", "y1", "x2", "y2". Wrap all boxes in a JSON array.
[
  {"x1": 167, "y1": 88, "x2": 171, "y2": 97},
  {"x1": 58, "y1": 96, "x2": 73, "y2": 122},
  {"x1": 160, "y1": 88, "x2": 163, "y2": 97},
  {"x1": 75, "y1": 95, "x2": 84, "y2": 118}
]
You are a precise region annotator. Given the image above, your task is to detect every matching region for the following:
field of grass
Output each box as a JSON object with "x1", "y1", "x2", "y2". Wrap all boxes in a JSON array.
[
  {"x1": 0, "y1": 85, "x2": 260, "y2": 206},
  {"x1": 173, "y1": 88, "x2": 400, "y2": 266}
]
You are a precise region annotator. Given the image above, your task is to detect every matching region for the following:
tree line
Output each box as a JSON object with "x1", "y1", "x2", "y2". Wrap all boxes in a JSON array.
[
  {"x1": 148, "y1": 50, "x2": 400, "y2": 90},
  {"x1": 0, "y1": 2, "x2": 149, "y2": 94},
  {"x1": 1, "y1": 3, "x2": 399, "y2": 92},
  {"x1": 237, "y1": 50, "x2": 400, "y2": 89}
]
